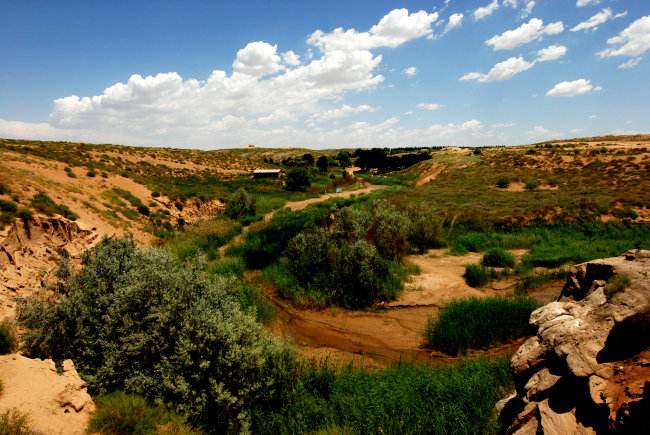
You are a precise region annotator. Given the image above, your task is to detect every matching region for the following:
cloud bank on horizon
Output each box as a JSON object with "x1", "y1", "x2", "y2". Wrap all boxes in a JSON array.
[{"x1": 0, "y1": 1, "x2": 649, "y2": 148}]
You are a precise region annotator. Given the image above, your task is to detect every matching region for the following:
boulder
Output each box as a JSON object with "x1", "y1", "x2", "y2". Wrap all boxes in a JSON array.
[{"x1": 500, "y1": 250, "x2": 650, "y2": 433}]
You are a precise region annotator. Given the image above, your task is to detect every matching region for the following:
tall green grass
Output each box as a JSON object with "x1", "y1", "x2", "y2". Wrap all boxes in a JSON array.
[
  {"x1": 425, "y1": 297, "x2": 540, "y2": 355},
  {"x1": 166, "y1": 218, "x2": 241, "y2": 261},
  {"x1": 252, "y1": 359, "x2": 513, "y2": 435}
]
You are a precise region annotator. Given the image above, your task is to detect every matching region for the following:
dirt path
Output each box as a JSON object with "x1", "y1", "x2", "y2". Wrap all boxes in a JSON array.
[{"x1": 414, "y1": 162, "x2": 444, "y2": 187}]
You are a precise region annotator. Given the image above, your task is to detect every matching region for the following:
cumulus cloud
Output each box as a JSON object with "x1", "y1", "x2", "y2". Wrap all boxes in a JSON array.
[
  {"x1": 576, "y1": 0, "x2": 600, "y2": 7},
  {"x1": 597, "y1": 16, "x2": 650, "y2": 58},
  {"x1": 473, "y1": 0, "x2": 499, "y2": 21},
  {"x1": 232, "y1": 41, "x2": 283, "y2": 76},
  {"x1": 416, "y1": 103, "x2": 444, "y2": 111},
  {"x1": 307, "y1": 8, "x2": 438, "y2": 52},
  {"x1": 461, "y1": 57, "x2": 534, "y2": 82},
  {"x1": 536, "y1": 45, "x2": 567, "y2": 62},
  {"x1": 460, "y1": 45, "x2": 565, "y2": 83},
  {"x1": 486, "y1": 18, "x2": 564, "y2": 50},
  {"x1": 618, "y1": 57, "x2": 642, "y2": 69},
  {"x1": 2, "y1": 8, "x2": 490, "y2": 148},
  {"x1": 571, "y1": 8, "x2": 618, "y2": 32},
  {"x1": 444, "y1": 13, "x2": 464, "y2": 33},
  {"x1": 522, "y1": 1, "x2": 536, "y2": 18},
  {"x1": 546, "y1": 79, "x2": 602, "y2": 97},
  {"x1": 402, "y1": 66, "x2": 417, "y2": 77}
]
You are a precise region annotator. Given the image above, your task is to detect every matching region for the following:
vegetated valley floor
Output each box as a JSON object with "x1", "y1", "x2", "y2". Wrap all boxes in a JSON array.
[{"x1": 2, "y1": 135, "x2": 650, "y2": 369}]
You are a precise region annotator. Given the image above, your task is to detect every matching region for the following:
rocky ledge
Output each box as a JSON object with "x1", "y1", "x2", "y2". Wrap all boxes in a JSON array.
[{"x1": 499, "y1": 250, "x2": 650, "y2": 434}]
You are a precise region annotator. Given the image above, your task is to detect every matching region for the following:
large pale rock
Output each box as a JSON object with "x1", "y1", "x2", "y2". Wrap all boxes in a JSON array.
[{"x1": 500, "y1": 250, "x2": 650, "y2": 433}]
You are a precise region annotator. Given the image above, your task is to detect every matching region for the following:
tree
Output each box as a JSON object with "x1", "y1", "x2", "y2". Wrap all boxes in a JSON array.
[
  {"x1": 284, "y1": 167, "x2": 311, "y2": 192},
  {"x1": 18, "y1": 237, "x2": 296, "y2": 433},
  {"x1": 316, "y1": 156, "x2": 329, "y2": 172},
  {"x1": 301, "y1": 153, "x2": 315, "y2": 166},
  {"x1": 226, "y1": 188, "x2": 256, "y2": 219},
  {"x1": 336, "y1": 151, "x2": 351, "y2": 167}
]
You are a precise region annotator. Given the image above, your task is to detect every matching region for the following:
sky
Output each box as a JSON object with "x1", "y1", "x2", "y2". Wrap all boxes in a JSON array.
[{"x1": 0, "y1": 0, "x2": 649, "y2": 149}]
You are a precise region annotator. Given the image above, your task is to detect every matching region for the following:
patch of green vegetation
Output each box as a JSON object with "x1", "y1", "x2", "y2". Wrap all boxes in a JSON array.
[
  {"x1": 425, "y1": 297, "x2": 540, "y2": 355},
  {"x1": 496, "y1": 177, "x2": 510, "y2": 188},
  {"x1": 226, "y1": 188, "x2": 256, "y2": 221},
  {"x1": 253, "y1": 358, "x2": 513, "y2": 435},
  {"x1": 604, "y1": 274, "x2": 632, "y2": 300},
  {"x1": 167, "y1": 218, "x2": 241, "y2": 261},
  {"x1": 89, "y1": 391, "x2": 198, "y2": 435},
  {"x1": 18, "y1": 238, "x2": 296, "y2": 433},
  {"x1": 30, "y1": 192, "x2": 78, "y2": 220},
  {"x1": 0, "y1": 182, "x2": 10, "y2": 195},
  {"x1": 0, "y1": 319, "x2": 17, "y2": 354},
  {"x1": 481, "y1": 248, "x2": 515, "y2": 268},
  {"x1": 463, "y1": 264, "x2": 489, "y2": 287},
  {"x1": 515, "y1": 270, "x2": 568, "y2": 296}
]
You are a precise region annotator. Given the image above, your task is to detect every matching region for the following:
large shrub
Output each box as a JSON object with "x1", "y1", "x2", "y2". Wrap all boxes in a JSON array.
[
  {"x1": 425, "y1": 297, "x2": 540, "y2": 355},
  {"x1": 285, "y1": 167, "x2": 311, "y2": 192},
  {"x1": 18, "y1": 237, "x2": 296, "y2": 433},
  {"x1": 463, "y1": 264, "x2": 489, "y2": 287},
  {"x1": 405, "y1": 206, "x2": 444, "y2": 254},
  {"x1": 226, "y1": 188, "x2": 256, "y2": 220}
]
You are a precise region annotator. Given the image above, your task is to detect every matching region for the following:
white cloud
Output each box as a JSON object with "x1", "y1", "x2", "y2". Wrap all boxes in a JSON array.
[
  {"x1": 571, "y1": 8, "x2": 613, "y2": 32},
  {"x1": 473, "y1": 0, "x2": 499, "y2": 21},
  {"x1": 486, "y1": 18, "x2": 564, "y2": 50},
  {"x1": 444, "y1": 13, "x2": 464, "y2": 33},
  {"x1": 3, "y1": 8, "x2": 483, "y2": 148},
  {"x1": 597, "y1": 16, "x2": 650, "y2": 58},
  {"x1": 528, "y1": 125, "x2": 562, "y2": 139},
  {"x1": 282, "y1": 50, "x2": 301, "y2": 66},
  {"x1": 233, "y1": 41, "x2": 283, "y2": 76},
  {"x1": 416, "y1": 103, "x2": 444, "y2": 111},
  {"x1": 618, "y1": 57, "x2": 642, "y2": 69},
  {"x1": 536, "y1": 45, "x2": 567, "y2": 62},
  {"x1": 461, "y1": 56, "x2": 536, "y2": 82},
  {"x1": 504, "y1": 0, "x2": 518, "y2": 8},
  {"x1": 307, "y1": 8, "x2": 438, "y2": 52},
  {"x1": 402, "y1": 66, "x2": 417, "y2": 77},
  {"x1": 317, "y1": 104, "x2": 376, "y2": 121},
  {"x1": 522, "y1": 1, "x2": 536, "y2": 18},
  {"x1": 546, "y1": 79, "x2": 602, "y2": 97},
  {"x1": 576, "y1": 0, "x2": 600, "y2": 7}
]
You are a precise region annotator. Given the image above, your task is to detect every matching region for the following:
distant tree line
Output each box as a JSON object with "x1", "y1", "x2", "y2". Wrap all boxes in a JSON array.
[{"x1": 353, "y1": 148, "x2": 431, "y2": 172}]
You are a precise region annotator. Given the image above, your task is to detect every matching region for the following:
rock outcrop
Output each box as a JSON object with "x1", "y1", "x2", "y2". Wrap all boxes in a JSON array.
[
  {"x1": 500, "y1": 250, "x2": 650, "y2": 434},
  {"x1": 0, "y1": 354, "x2": 95, "y2": 435},
  {"x1": 0, "y1": 216, "x2": 98, "y2": 319}
]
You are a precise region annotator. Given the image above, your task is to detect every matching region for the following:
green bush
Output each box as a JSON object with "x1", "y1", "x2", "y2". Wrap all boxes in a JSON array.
[
  {"x1": 425, "y1": 297, "x2": 540, "y2": 355},
  {"x1": 0, "y1": 182, "x2": 9, "y2": 195},
  {"x1": 226, "y1": 188, "x2": 256, "y2": 220},
  {"x1": 525, "y1": 179, "x2": 538, "y2": 191},
  {"x1": 0, "y1": 320, "x2": 17, "y2": 354},
  {"x1": 137, "y1": 205, "x2": 150, "y2": 216},
  {"x1": 18, "y1": 237, "x2": 296, "y2": 433},
  {"x1": 481, "y1": 248, "x2": 515, "y2": 268},
  {"x1": 0, "y1": 409, "x2": 39, "y2": 435},
  {"x1": 0, "y1": 200, "x2": 17, "y2": 213},
  {"x1": 86, "y1": 170, "x2": 97, "y2": 177},
  {"x1": 252, "y1": 359, "x2": 513, "y2": 435},
  {"x1": 167, "y1": 218, "x2": 241, "y2": 261},
  {"x1": 463, "y1": 264, "x2": 489, "y2": 287},
  {"x1": 30, "y1": 193, "x2": 78, "y2": 220},
  {"x1": 285, "y1": 167, "x2": 311, "y2": 192},
  {"x1": 406, "y1": 208, "x2": 444, "y2": 254},
  {"x1": 316, "y1": 156, "x2": 329, "y2": 172},
  {"x1": 89, "y1": 391, "x2": 198, "y2": 435},
  {"x1": 496, "y1": 177, "x2": 510, "y2": 188}
]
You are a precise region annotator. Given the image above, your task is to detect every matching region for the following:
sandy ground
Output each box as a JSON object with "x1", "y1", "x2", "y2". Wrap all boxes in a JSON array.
[
  {"x1": 414, "y1": 162, "x2": 444, "y2": 187},
  {"x1": 259, "y1": 248, "x2": 539, "y2": 367},
  {"x1": 0, "y1": 355, "x2": 94, "y2": 435}
]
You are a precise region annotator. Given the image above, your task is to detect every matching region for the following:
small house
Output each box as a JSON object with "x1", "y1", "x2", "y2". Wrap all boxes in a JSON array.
[{"x1": 252, "y1": 169, "x2": 283, "y2": 179}]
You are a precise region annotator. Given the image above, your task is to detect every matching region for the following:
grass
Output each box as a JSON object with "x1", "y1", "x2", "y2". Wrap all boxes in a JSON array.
[
  {"x1": 515, "y1": 270, "x2": 568, "y2": 296},
  {"x1": 425, "y1": 297, "x2": 540, "y2": 355},
  {"x1": 89, "y1": 391, "x2": 198, "y2": 435},
  {"x1": 0, "y1": 319, "x2": 17, "y2": 354},
  {"x1": 463, "y1": 264, "x2": 489, "y2": 287},
  {"x1": 252, "y1": 358, "x2": 513, "y2": 435},
  {"x1": 166, "y1": 218, "x2": 241, "y2": 261},
  {"x1": 30, "y1": 192, "x2": 78, "y2": 220},
  {"x1": 604, "y1": 274, "x2": 632, "y2": 300},
  {"x1": 481, "y1": 248, "x2": 515, "y2": 268},
  {"x1": 0, "y1": 409, "x2": 40, "y2": 435}
]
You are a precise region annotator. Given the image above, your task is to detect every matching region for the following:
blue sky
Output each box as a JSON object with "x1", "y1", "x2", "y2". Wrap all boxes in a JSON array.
[{"x1": 1, "y1": 0, "x2": 648, "y2": 148}]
